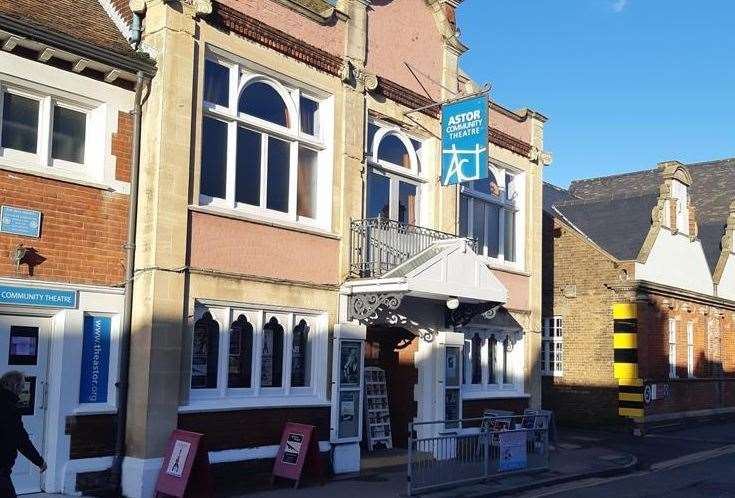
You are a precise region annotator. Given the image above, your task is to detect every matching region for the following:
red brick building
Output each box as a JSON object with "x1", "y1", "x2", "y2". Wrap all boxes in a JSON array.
[
  {"x1": 542, "y1": 159, "x2": 735, "y2": 429},
  {"x1": 0, "y1": 0, "x2": 154, "y2": 493}
]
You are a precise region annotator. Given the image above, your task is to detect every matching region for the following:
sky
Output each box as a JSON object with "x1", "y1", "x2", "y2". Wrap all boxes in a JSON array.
[{"x1": 457, "y1": 1, "x2": 735, "y2": 188}]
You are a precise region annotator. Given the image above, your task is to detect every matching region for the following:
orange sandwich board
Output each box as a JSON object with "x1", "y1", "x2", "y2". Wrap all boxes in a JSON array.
[
  {"x1": 154, "y1": 429, "x2": 213, "y2": 498},
  {"x1": 272, "y1": 422, "x2": 325, "y2": 488}
]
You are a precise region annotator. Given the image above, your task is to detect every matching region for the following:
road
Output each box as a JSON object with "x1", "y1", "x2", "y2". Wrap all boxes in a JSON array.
[{"x1": 514, "y1": 419, "x2": 735, "y2": 498}]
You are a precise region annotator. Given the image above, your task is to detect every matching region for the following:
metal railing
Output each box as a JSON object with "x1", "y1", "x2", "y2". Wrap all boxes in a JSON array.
[
  {"x1": 349, "y1": 218, "x2": 475, "y2": 278},
  {"x1": 407, "y1": 414, "x2": 551, "y2": 496}
]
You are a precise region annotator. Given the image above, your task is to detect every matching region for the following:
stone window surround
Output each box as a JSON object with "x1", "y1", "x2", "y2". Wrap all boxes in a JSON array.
[
  {"x1": 183, "y1": 301, "x2": 330, "y2": 411},
  {"x1": 198, "y1": 46, "x2": 335, "y2": 231}
]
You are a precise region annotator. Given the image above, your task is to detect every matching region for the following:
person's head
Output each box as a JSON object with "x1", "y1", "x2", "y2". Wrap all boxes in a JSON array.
[{"x1": 0, "y1": 370, "x2": 24, "y2": 396}]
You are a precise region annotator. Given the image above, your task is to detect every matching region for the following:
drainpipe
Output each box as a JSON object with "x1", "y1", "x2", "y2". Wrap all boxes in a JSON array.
[
  {"x1": 111, "y1": 69, "x2": 146, "y2": 494},
  {"x1": 130, "y1": 13, "x2": 143, "y2": 49}
]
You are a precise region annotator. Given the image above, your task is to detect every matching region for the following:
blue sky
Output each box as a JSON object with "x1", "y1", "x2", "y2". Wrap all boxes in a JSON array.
[{"x1": 457, "y1": 1, "x2": 735, "y2": 187}]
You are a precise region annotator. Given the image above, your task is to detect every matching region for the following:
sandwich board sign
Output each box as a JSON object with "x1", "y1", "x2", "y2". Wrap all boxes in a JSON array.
[
  {"x1": 441, "y1": 94, "x2": 489, "y2": 186},
  {"x1": 272, "y1": 422, "x2": 325, "y2": 488},
  {"x1": 154, "y1": 430, "x2": 212, "y2": 497}
]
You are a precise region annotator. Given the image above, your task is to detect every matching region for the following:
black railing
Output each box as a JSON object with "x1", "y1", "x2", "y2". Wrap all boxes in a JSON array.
[{"x1": 349, "y1": 218, "x2": 476, "y2": 278}]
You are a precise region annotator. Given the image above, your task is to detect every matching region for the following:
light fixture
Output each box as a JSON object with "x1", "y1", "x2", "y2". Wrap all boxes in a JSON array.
[
  {"x1": 10, "y1": 244, "x2": 27, "y2": 271},
  {"x1": 446, "y1": 297, "x2": 460, "y2": 310}
]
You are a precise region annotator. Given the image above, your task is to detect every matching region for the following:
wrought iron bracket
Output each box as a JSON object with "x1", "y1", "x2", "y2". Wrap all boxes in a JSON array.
[
  {"x1": 348, "y1": 292, "x2": 405, "y2": 321},
  {"x1": 446, "y1": 302, "x2": 501, "y2": 328}
]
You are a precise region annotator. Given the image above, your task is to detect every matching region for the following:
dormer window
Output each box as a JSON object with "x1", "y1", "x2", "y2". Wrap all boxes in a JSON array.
[
  {"x1": 199, "y1": 52, "x2": 333, "y2": 229},
  {"x1": 671, "y1": 180, "x2": 689, "y2": 234}
]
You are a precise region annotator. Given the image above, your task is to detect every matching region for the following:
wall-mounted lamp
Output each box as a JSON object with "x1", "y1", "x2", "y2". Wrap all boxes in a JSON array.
[
  {"x1": 10, "y1": 243, "x2": 27, "y2": 271},
  {"x1": 446, "y1": 297, "x2": 460, "y2": 310}
]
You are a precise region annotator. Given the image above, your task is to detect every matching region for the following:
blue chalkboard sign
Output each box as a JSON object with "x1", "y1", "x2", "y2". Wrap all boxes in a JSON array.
[{"x1": 0, "y1": 206, "x2": 41, "y2": 237}]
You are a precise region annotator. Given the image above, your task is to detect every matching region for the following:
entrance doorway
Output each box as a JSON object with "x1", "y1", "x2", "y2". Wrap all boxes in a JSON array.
[
  {"x1": 0, "y1": 315, "x2": 50, "y2": 494},
  {"x1": 364, "y1": 326, "x2": 418, "y2": 449}
]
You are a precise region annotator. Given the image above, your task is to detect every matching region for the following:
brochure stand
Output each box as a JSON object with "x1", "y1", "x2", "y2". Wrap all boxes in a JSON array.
[{"x1": 363, "y1": 367, "x2": 393, "y2": 451}]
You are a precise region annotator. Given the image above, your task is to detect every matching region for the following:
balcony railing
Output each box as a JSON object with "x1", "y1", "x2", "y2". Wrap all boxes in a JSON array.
[{"x1": 349, "y1": 218, "x2": 476, "y2": 278}]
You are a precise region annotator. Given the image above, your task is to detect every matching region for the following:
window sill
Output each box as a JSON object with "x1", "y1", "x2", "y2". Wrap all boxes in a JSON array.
[
  {"x1": 189, "y1": 204, "x2": 340, "y2": 240},
  {"x1": 179, "y1": 395, "x2": 331, "y2": 413},
  {"x1": 0, "y1": 160, "x2": 117, "y2": 192},
  {"x1": 462, "y1": 389, "x2": 529, "y2": 400},
  {"x1": 73, "y1": 404, "x2": 117, "y2": 415},
  {"x1": 484, "y1": 260, "x2": 530, "y2": 277}
]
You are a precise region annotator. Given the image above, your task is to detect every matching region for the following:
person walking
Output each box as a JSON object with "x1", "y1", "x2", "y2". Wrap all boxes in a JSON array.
[{"x1": 0, "y1": 371, "x2": 46, "y2": 498}]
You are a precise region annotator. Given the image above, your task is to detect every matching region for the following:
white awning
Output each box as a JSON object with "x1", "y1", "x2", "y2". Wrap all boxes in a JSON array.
[{"x1": 341, "y1": 239, "x2": 507, "y2": 304}]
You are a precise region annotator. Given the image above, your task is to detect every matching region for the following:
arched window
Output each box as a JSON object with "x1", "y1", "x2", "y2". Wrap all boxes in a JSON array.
[
  {"x1": 488, "y1": 335, "x2": 498, "y2": 384},
  {"x1": 377, "y1": 134, "x2": 411, "y2": 169},
  {"x1": 261, "y1": 316, "x2": 284, "y2": 387},
  {"x1": 200, "y1": 58, "x2": 327, "y2": 226},
  {"x1": 291, "y1": 319, "x2": 311, "y2": 387},
  {"x1": 238, "y1": 81, "x2": 289, "y2": 127},
  {"x1": 366, "y1": 122, "x2": 423, "y2": 224},
  {"x1": 191, "y1": 312, "x2": 219, "y2": 389},
  {"x1": 228, "y1": 314, "x2": 253, "y2": 388},
  {"x1": 471, "y1": 332, "x2": 482, "y2": 385}
]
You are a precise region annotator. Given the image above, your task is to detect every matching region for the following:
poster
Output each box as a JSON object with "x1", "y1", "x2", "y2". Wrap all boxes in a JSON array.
[
  {"x1": 338, "y1": 390, "x2": 359, "y2": 438},
  {"x1": 8, "y1": 326, "x2": 38, "y2": 365},
  {"x1": 444, "y1": 388, "x2": 459, "y2": 429},
  {"x1": 282, "y1": 432, "x2": 304, "y2": 465},
  {"x1": 261, "y1": 327, "x2": 274, "y2": 386},
  {"x1": 166, "y1": 440, "x2": 192, "y2": 478},
  {"x1": 18, "y1": 376, "x2": 36, "y2": 416},
  {"x1": 340, "y1": 341, "x2": 361, "y2": 386},
  {"x1": 498, "y1": 431, "x2": 527, "y2": 471}
]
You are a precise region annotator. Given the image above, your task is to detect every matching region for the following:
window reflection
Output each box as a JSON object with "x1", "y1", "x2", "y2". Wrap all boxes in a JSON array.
[
  {"x1": 261, "y1": 317, "x2": 284, "y2": 387},
  {"x1": 203, "y1": 60, "x2": 229, "y2": 107},
  {"x1": 52, "y1": 106, "x2": 86, "y2": 163},
  {"x1": 367, "y1": 171, "x2": 390, "y2": 219},
  {"x1": 239, "y1": 82, "x2": 289, "y2": 127},
  {"x1": 377, "y1": 134, "x2": 410, "y2": 168},
  {"x1": 200, "y1": 117, "x2": 228, "y2": 199},
  {"x1": 228, "y1": 315, "x2": 253, "y2": 388},
  {"x1": 191, "y1": 312, "x2": 219, "y2": 389},
  {"x1": 2, "y1": 93, "x2": 39, "y2": 154},
  {"x1": 235, "y1": 127, "x2": 260, "y2": 206},
  {"x1": 266, "y1": 136, "x2": 290, "y2": 213}
]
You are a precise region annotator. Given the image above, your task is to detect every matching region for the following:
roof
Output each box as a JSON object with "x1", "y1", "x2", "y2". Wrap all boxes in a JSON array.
[
  {"x1": 542, "y1": 182, "x2": 577, "y2": 214},
  {"x1": 553, "y1": 158, "x2": 735, "y2": 271},
  {"x1": 0, "y1": 0, "x2": 133, "y2": 56}
]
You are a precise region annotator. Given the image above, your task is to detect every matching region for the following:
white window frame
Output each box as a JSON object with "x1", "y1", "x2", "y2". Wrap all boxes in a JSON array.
[
  {"x1": 669, "y1": 319, "x2": 677, "y2": 379},
  {"x1": 0, "y1": 84, "x2": 100, "y2": 179},
  {"x1": 366, "y1": 119, "x2": 426, "y2": 224},
  {"x1": 687, "y1": 320, "x2": 694, "y2": 378},
  {"x1": 461, "y1": 327, "x2": 524, "y2": 399},
  {"x1": 459, "y1": 163, "x2": 525, "y2": 271},
  {"x1": 184, "y1": 302, "x2": 330, "y2": 411},
  {"x1": 541, "y1": 317, "x2": 563, "y2": 376},
  {"x1": 199, "y1": 49, "x2": 334, "y2": 230}
]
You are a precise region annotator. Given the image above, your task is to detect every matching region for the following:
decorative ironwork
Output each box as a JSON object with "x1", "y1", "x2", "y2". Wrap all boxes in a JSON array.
[
  {"x1": 349, "y1": 292, "x2": 404, "y2": 321},
  {"x1": 446, "y1": 302, "x2": 501, "y2": 328},
  {"x1": 349, "y1": 218, "x2": 476, "y2": 279}
]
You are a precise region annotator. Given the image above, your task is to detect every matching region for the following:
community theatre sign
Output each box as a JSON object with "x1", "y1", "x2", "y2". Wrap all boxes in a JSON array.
[
  {"x1": 0, "y1": 284, "x2": 77, "y2": 308},
  {"x1": 441, "y1": 94, "x2": 489, "y2": 186}
]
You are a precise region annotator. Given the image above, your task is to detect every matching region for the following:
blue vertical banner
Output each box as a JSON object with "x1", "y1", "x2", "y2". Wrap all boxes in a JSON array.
[
  {"x1": 441, "y1": 95, "x2": 489, "y2": 186},
  {"x1": 79, "y1": 315, "x2": 111, "y2": 404}
]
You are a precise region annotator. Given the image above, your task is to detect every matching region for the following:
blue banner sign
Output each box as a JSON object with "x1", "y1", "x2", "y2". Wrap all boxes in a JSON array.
[
  {"x1": 0, "y1": 206, "x2": 41, "y2": 237},
  {"x1": 79, "y1": 315, "x2": 111, "y2": 404},
  {"x1": 0, "y1": 285, "x2": 77, "y2": 308},
  {"x1": 441, "y1": 95, "x2": 489, "y2": 186}
]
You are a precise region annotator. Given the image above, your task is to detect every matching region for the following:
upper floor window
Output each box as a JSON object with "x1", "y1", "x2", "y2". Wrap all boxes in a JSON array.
[
  {"x1": 541, "y1": 317, "x2": 563, "y2": 376},
  {"x1": 200, "y1": 54, "x2": 331, "y2": 228},
  {"x1": 668, "y1": 319, "x2": 677, "y2": 379},
  {"x1": 671, "y1": 180, "x2": 689, "y2": 234},
  {"x1": 189, "y1": 303, "x2": 327, "y2": 407},
  {"x1": 366, "y1": 121, "x2": 424, "y2": 224},
  {"x1": 0, "y1": 86, "x2": 91, "y2": 172},
  {"x1": 459, "y1": 165, "x2": 523, "y2": 267}
]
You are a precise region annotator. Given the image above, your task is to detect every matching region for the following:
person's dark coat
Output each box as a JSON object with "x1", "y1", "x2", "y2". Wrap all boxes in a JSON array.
[{"x1": 0, "y1": 387, "x2": 44, "y2": 471}]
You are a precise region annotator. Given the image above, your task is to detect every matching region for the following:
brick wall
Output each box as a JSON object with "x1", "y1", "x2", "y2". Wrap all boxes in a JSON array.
[
  {"x1": 178, "y1": 407, "x2": 331, "y2": 451},
  {"x1": 0, "y1": 111, "x2": 131, "y2": 286},
  {"x1": 541, "y1": 215, "x2": 634, "y2": 425},
  {"x1": 112, "y1": 111, "x2": 133, "y2": 182}
]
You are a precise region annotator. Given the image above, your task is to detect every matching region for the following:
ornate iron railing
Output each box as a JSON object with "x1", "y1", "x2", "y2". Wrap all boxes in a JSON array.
[{"x1": 349, "y1": 218, "x2": 475, "y2": 278}]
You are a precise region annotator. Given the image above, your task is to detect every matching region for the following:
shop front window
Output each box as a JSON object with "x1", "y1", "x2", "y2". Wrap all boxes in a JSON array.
[
  {"x1": 461, "y1": 329, "x2": 522, "y2": 397},
  {"x1": 188, "y1": 305, "x2": 326, "y2": 406},
  {"x1": 200, "y1": 53, "x2": 331, "y2": 228}
]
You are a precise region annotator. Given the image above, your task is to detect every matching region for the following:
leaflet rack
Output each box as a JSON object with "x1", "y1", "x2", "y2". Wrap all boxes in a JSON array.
[{"x1": 363, "y1": 367, "x2": 393, "y2": 451}]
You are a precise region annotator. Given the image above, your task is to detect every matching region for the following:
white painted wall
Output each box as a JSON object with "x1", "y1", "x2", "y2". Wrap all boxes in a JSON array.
[
  {"x1": 718, "y1": 254, "x2": 735, "y2": 301},
  {"x1": 635, "y1": 229, "x2": 714, "y2": 295}
]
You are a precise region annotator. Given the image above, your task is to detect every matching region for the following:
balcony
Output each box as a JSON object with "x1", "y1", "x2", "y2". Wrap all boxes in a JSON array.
[{"x1": 349, "y1": 218, "x2": 476, "y2": 279}]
